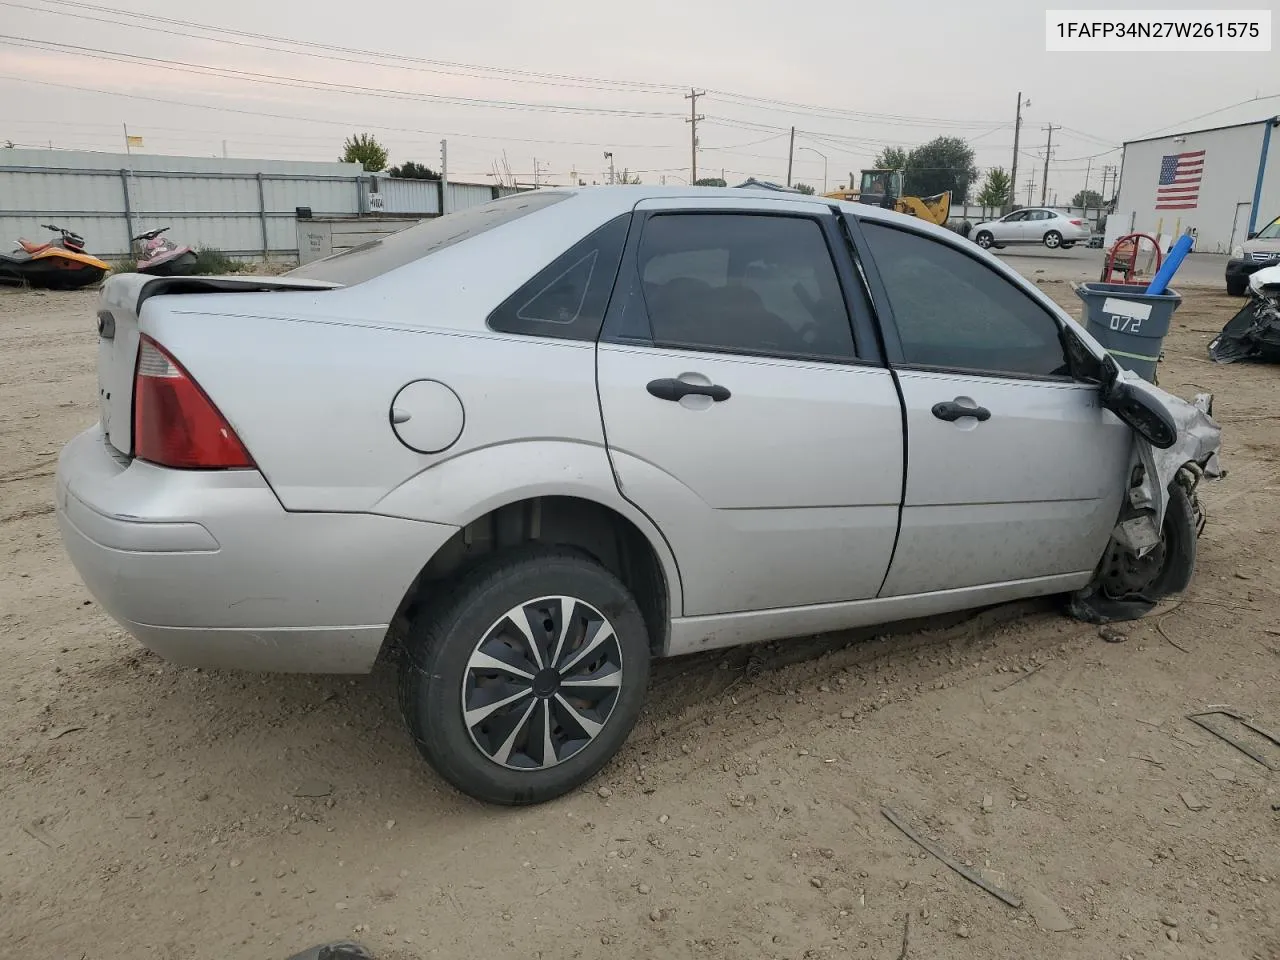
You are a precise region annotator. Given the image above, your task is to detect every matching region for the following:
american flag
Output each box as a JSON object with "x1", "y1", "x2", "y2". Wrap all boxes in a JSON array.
[{"x1": 1155, "y1": 150, "x2": 1204, "y2": 210}]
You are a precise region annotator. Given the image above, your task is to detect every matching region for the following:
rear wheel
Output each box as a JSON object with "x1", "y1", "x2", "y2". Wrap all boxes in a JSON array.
[
  {"x1": 399, "y1": 546, "x2": 651, "y2": 805},
  {"x1": 975, "y1": 231, "x2": 994, "y2": 249},
  {"x1": 1044, "y1": 230, "x2": 1063, "y2": 249}
]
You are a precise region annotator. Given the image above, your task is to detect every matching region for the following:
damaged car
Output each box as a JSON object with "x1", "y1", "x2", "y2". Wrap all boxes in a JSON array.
[
  {"x1": 1210, "y1": 264, "x2": 1280, "y2": 364},
  {"x1": 55, "y1": 187, "x2": 1222, "y2": 805}
]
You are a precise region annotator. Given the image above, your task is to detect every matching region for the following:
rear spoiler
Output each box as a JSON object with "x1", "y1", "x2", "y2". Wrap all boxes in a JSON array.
[{"x1": 109, "y1": 272, "x2": 343, "y2": 314}]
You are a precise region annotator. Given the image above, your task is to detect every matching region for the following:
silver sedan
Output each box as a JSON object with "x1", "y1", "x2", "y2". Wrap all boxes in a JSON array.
[
  {"x1": 972, "y1": 207, "x2": 1093, "y2": 250},
  {"x1": 56, "y1": 187, "x2": 1222, "y2": 805}
]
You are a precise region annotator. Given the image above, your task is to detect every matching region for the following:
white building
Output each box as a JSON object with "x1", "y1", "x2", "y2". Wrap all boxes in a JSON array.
[{"x1": 1108, "y1": 116, "x2": 1280, "y2": 254}]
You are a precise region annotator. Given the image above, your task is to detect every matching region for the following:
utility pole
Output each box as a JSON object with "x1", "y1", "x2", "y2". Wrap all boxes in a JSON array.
[
  {"x1": 786, "y1": 126, "x2": 795, "y2": 187},
  {"x1": 604, "y1": 151, "x2": 615, "y2": 185},
  {"x1": 1040, "y1": 123, "x2": 1059, "y2": 205},
  {"x1": 123, "y1": 122, "x2": 131, "y2": 155},
  {"x1": 440, "y1": 139, "x2": 449, "y2": 213},
  {"x1": 1025, "y1": 172, "x2": 1037, "y2": 207},
  {"x1": 685, "y1": 89, "x2": 704, "y2": 184},
  {"x1": 222, "y1": 140, "x2": 228, "y2": 159},
  {"x1": 1009, "y1": 92, "x2": 1028, "y2": 210}
]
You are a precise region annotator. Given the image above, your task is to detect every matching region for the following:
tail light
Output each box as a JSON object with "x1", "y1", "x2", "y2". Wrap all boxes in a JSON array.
[
  {"x1": 1070, "y1": 219, "x2": 1085, "y2": 226},
  {"x1": 132, "y1": 335, "x2": 254, "y2": 469}
]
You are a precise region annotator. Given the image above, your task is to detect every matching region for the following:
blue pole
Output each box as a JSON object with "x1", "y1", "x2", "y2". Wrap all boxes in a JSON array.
[
  {"x1": 1145, "y1": 232, "x2": 1194, "y2": 295},
  {"x1": 1248, "y1": 118, "x2": 1276, "y2": 237}
]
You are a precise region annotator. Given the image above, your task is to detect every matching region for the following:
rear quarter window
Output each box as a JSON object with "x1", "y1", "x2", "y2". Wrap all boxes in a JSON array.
[{"x1": 286, "y1": 191, "x2": 570, "y2": 286}]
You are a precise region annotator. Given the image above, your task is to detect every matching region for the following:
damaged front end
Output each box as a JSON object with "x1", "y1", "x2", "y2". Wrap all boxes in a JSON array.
[
  {"x1": 1069, "y1": 372, "x2": 1224, "y2": 624},
  {"x1": 1208, "y1": 264, "x2": 1280, "y2": 364}
]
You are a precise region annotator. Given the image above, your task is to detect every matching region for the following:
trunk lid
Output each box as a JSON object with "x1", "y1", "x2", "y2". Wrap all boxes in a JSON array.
[{"x1": 96, "y1": 273, "x2": 341, "y2": 457}]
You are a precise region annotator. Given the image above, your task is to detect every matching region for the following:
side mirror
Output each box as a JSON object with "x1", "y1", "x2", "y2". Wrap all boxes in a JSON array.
[{"x1": 1103, "y1": 376, "x2": 1178, "y2": 449}]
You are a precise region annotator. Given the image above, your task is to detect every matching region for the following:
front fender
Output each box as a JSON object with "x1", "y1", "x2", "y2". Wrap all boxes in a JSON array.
[{"x1": 370, "y1": 439, "x2": 684, "y2": 619}]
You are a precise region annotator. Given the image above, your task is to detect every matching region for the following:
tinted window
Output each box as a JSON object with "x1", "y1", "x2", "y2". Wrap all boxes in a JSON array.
[
  {"x1": 861, "y1": 222, "x2": 1069, "y2": 377},
  {"x1": 487, "y1": 214, "x2": 630, "y2": 340},
  {"x1": 1003, "y1": 211, "x2": 1027, "y2": 222},
  {"x1": 287, "y1": 191, "x2": 569, "y2": 285},
  {"x1": 632, "y1": 213, "x2": 855, "y2": 361}
]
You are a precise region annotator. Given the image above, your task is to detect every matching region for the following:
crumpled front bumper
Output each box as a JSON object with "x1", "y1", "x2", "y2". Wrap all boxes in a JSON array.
[{"x1": 1117, "y1": 379, "x2": 1223, "y2": 552}]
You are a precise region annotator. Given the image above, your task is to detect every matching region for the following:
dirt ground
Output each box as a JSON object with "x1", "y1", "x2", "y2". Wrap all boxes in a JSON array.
[{"x1": 2, "y1": 279, "x2": 1278, "y2": 960}]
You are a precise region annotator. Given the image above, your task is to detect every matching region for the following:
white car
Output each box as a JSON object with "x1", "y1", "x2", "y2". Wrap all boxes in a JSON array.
[{"x1": 972, "y1": 208, "x2": 1092, "y2": 250}]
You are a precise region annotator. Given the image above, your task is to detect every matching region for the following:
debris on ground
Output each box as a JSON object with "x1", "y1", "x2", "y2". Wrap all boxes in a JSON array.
[
  {"x1": 881, "y1": 806, "x2": 1022, "y2": 908},
  {"x1": 1187, "y1": 709, "x2": 1280, "y2": 770},
  {"x1": 284, "y1": 942, "x2": 372, "y2": 960}
]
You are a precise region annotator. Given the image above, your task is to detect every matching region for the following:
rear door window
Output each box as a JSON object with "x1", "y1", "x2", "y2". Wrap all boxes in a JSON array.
[
  {"x1": 286, "y1": 191, "x2": 570, "y2": 285},
  {"x1": 616, "y1": 212, "x2": 857, "y2": 362}
]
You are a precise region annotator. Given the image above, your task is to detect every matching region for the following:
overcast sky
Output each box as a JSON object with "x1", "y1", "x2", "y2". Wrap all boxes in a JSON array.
[{"x1": 1, "y1": 0, "x2": 1277, "y2": 200}]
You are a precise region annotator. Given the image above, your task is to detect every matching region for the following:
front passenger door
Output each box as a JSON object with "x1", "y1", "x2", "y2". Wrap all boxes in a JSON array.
[
  {"x1": 596, "y1": 200, "x2": 904, "y2": 617},
  {"x1": 853, "y1": 219, "x2": 1132, "y2": 597}
]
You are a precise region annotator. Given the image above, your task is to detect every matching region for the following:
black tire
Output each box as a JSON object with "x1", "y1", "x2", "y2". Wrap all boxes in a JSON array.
[
  {"x1": 975, "y1": 230, "x2": 994, "y2": 249},
  {"x1": 1148, "y1": 483, "x2": 1198, "y2": 596},
  {"x1": 1098, "y1": 482, "x2": 1198, "y2": 601},
  {"x1": 1043, "y1": 230, "x2": 1063, "y2": 249},
  {"x1": 1226, "y1": 276, "x2": 1247, "y2": 297},
  {"x1": 399, "y1": 545, "x2": 651, "y2": 806}
]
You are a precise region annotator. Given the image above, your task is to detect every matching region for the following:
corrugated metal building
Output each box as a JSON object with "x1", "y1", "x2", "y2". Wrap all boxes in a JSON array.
[{"x1": 1108, "y1": 117, "x2": 1280, "y2": 254}]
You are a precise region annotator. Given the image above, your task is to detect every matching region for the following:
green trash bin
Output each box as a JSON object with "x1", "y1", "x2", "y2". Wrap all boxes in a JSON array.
[{"x1": 1074, "y1": 282, "x2": 1181, "y2": 383}]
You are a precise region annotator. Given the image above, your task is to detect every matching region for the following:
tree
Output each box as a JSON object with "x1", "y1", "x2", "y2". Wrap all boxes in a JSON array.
[
  {"x1": 613, "y1": 168, "x2": 641, "y2": 184},
  {"x1": 792, "y1": 182, "x2": 816, "y2": 195},
  {"x1": 339, "y1": 133, "x2": 388, "y2": 172},
  {"x1": 975, "y1": 167, "x2": 1012, "y2": 208},
  {"x1": 873, "y1": 147, "x2": 908, "y2": 171},
  {"x1": 1072, "y1": 189, "x2": 1104, "y2": 209},
  {"x1": 694, "y1": 177, "x2": 727, "y2": 187},
  {"x1": 902, "y1": 136, "x2": 978, "y2": 203},
  {"x1": 387, "y1": 160, "x2": 439, "y2": 179}
]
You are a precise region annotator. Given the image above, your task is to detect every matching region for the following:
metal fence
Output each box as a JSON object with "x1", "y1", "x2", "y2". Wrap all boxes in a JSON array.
[
  {"x1": 0, "y1": 149, "x2": 528, "y2": 262},
  {"x1": 364, "y1": 176, "x2": 524, "y2": 216}
]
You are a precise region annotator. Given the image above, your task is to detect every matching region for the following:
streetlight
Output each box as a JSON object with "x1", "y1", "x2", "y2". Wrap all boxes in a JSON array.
[{"x1": 799, "y1": 146, "x2": 827, "y2": 193}]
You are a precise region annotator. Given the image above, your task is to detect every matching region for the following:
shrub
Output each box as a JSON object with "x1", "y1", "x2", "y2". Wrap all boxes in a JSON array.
[{"x1": 192, "y1": 247, "x2": 244, "y2": 275}]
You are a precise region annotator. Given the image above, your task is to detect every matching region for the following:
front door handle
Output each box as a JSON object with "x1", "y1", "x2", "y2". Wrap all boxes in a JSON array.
[
  {"x1": 932, "y1": 399, "x2": 991, "y2": 422},
  {"x1": 646, "y1": 378, "x2": 731, "y2": 403}
]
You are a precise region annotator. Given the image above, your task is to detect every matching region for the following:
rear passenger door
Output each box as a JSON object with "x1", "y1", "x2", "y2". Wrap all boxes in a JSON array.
[{"x1": 596, "y1": 197, "x2": 904, "y2": 618}]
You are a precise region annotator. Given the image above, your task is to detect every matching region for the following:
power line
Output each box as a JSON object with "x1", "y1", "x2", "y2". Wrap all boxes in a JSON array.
[
  {"x1": 1133, "y1": 91, "x2": 1280, "y2": 139},
  {"x1": 6, "y1": 0, "x2": 1113, "y2": 138},
  {"x1": 0, "y1": 75, "x2": 685, "y2": 149},
  {"x1": 0, "y1": 34, "x2": 684, "y2": 119},
  {"x1": 11, "y1": 0, "x2": 686, "y2": 95}
]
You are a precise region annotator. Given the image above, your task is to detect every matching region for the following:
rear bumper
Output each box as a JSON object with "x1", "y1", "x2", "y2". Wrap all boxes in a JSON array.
[{"x1": 55, "y1": 426, "x2": 458, "y2": 673}]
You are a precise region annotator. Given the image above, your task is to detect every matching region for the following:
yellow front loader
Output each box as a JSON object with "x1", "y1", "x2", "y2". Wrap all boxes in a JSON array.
[{"x1": 823, "y1": 169, "x2": 951, "y2": 227}]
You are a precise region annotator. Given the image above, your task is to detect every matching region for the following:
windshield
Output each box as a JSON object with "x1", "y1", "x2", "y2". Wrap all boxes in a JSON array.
[
  {"x1": 859, "y1": 170, "x2": 902, "y2": 197},
  {"x1": 287, "y1": 190, "x2": 570, "y2": 285},
  {"x1": 1256, "y1": 216, "x2": 1280, "y2": 240}
]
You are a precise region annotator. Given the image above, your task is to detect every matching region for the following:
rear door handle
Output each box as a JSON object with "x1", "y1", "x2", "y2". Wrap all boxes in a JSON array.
[
  {"x1": 646, "y1": 378, "x2": 731, "y2": 403},
  {"x1": 932, "y1": 399, "x2": 991, "y2": 422}
]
